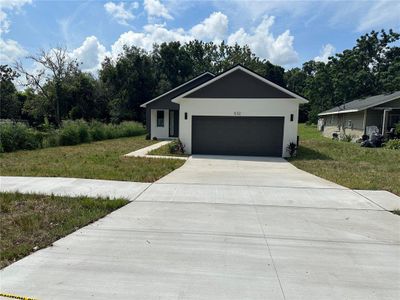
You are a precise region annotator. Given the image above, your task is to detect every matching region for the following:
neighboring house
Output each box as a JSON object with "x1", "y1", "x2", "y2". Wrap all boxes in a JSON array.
[
  {"x1": 141, "y1": 65, "x2": 308, "y2": 157},
  {"x1": 318, "y1": 91, "x2": 400, "y2": 138}
]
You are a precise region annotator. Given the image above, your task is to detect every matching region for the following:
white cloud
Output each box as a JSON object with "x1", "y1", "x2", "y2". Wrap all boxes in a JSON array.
[
  {"x1": 314, "y1": 44, "x2": 335, "y2": 63},
  {"x1": 69, "y1": 36, "x2": 110, "y2": 73},
  {"x1": 144, "y1": 0, "x2": 173, "y2": 20},
  {"x1": 104, "y1": 1, "x2": 138, "y2": 26},
  {"x1": 109, "y1": 12, "x2": 298, "y2": 66},
  {"x1": 110, "y1": 24, "x2": 191, "y2": 58},
  {"x1": 0, "y1": 10, "x2": 10, "y2": 34},
  {"x1": 227, "y1": 16, "x2": 298, "y2": 65},
  {"x1": 0, "y1": 0, "x2": 32, "y2": 10},
  {"x1": 357, "y1": 0, "x2": 400, "y2": 32},
  {"x1": 190, "y1": 12, "x2": 228, "y2": 42},
  {"x1": 0, "y1": 38, "x2": 28, "y2": 63},
  {"x1": 0, "y1": 0, "x2": 32, "y2": 34}
]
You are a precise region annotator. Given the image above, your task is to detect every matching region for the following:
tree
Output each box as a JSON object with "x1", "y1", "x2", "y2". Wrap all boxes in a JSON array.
[
  {"x1": 284, "y1": 29, "x2": 400, "y2": 123},
  {"x1": 0, "y1": 65, "x2": 21, "y2": 120},
  {"x1": 15, "y1": 47, "x2": 80, "y2": 125},
  {"x1": 153, "y1": 42, "x2": 194, "y2": 93},
  {"x1": 100, "y1": 46, "x2": 156, "y2": 123}
]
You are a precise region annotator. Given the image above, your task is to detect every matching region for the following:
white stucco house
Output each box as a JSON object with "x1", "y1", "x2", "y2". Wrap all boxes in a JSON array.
[{"x1": 141, "y1": 65, "x2": 308, "y2": 157}]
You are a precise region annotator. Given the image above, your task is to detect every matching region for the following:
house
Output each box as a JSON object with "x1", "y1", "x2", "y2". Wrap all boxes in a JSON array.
[
  {"x1": 318, "y1": 91, "x2": 400, "y2": 139},
  {"x1": 141, "y1": 65, "x2": 308, "y2": 157}
]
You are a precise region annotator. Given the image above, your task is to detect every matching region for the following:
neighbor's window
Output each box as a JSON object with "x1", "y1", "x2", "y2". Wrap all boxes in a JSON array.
[{"x1": 157, "y1": 111, "x2": 164, "y2": 127}]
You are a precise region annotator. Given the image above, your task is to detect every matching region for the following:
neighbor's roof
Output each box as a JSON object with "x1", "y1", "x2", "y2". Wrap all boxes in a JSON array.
[
  {"x1": 140, "y1": 72, "x2": 215, "y2": 108},
  {"x1": 318, "y1": 91, "x2": 400, "y2": 116}
]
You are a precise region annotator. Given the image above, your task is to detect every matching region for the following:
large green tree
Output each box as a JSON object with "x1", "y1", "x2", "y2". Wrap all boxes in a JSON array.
[
  {"x1": 284, "y1": 29, "x2": 400, "y2": 123},
  {"x1": 0, "y1": 65, "x2": 21, "y2": 120},
  {"x1": 100, "y1": 46, "x2": 156, "y2": 123}
]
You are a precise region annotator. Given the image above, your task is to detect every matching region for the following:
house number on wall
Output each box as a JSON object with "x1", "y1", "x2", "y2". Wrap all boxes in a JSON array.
[{"x1": 234, "y1": 111, "x2": 241, "y2": 116}]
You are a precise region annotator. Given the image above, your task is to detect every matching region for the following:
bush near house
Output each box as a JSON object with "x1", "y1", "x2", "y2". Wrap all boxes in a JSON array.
[
  {"x1": 0, "y1": 120, "x2": 146, "y2": 152},
  {"x1": 384, "y1": 139, "x2": 400, "y2": 150}
]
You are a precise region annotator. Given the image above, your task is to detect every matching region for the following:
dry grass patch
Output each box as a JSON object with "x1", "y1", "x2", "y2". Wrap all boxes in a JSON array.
[{"x1": 0, "y1": 192, "x2": 128, "y2": 268}]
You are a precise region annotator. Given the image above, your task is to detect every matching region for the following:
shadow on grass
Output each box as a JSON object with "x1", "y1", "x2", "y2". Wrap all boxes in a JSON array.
[{"x1": 291, "y1": 145, "x2": 333, "y2": 161}]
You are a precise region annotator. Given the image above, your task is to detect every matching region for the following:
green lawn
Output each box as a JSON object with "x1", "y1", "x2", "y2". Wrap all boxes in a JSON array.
[
  {"x1": 289, "y1": 124, "x2": 400, "y2": 196},
  {"x1": 0, "y1": 135, "x2": 185, "y2": 182},
  {"x1": 0, "y1": 192, "x2": 129, "y2": 268}
]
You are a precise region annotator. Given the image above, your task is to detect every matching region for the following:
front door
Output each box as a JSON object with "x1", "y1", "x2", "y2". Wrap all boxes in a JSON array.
[{"x1": 169, "y1": 110, "x2": 179, "y2": 137}]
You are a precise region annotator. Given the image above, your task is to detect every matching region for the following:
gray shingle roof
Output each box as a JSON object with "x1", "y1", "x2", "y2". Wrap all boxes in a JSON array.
[{"x1": 318, "y1": 91, "x2": 400, "y2": 116}]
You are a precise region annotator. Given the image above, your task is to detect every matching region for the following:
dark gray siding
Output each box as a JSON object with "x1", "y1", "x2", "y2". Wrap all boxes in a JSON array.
[
  {"x1": 185, "y1": 69, "x2": 293, "y2": 99},
  {"x1": 192, "y1": 116, "x2": 284, "y2": 157},
  {"x1": 144, "y1": 73, "x2": 214, "y2": 133}
]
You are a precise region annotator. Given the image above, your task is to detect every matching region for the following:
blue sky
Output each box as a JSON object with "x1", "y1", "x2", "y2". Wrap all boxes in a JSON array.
[{"x1": 1, "y1": 0, "x2": 400, "y2": 73}]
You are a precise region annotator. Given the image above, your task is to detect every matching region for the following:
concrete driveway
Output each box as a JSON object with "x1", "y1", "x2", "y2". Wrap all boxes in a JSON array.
[{"x1": 1, "y1": 156, "x2": 399, "y2": 299}]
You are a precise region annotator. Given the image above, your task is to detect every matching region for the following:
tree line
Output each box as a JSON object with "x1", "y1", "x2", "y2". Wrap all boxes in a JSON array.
[{"x1": 1, "y1": 29, "x2": 399, "y2": 126}]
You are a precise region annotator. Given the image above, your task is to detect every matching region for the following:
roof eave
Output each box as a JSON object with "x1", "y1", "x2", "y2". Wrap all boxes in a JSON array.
[
  {"x1": 318, "y1": 109, "x2": 359, "y2": 116},
  {"x1": 140, "y1": 71, "x2": 215, "y2": 108}
]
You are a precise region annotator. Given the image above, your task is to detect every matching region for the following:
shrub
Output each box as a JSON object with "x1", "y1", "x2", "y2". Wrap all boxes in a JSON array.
[
  {"x1": 88, "y1": 121, "x2": 106, "y2": 141},
  {"x1": 115, "y1": 121, "x2": 145, "y2": 138},
  {"x1": 286, "y1": 142, "x2": 297, "y2": 157},
  {"x1": 168, "y1": 139, "x2": 185, "y2": 154},
  {"x1": 395, "y1": 123, "x2": 400, "y2": 136},
  {"x1": 1, "y1": 120, "x2": 146, "y2": 152},
  {"x1": 59, "y1": 120, "x2": 90, "y2": 146},
  {"x1": 384, "y1": 139, "x2": 400, "y2": 150},
  {"x1": 0, "y1": 122, "x2": 42, "y2": 152},
  {"x1": 42, "y1": 131, "x2": 59, "y2": 148}
]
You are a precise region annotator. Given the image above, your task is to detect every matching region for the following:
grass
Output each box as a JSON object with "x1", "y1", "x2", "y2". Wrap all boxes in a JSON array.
[
  {"x1": 0, "y1": 135, "x2": 185, "y2": 182},
  {"x1": 289, "y1": 124, "x2": 400, "y2": 196},
  {"x1": 147, "y1": 143, "x2": 189, "y2": 157},
  {"x1": 0, "y1": 192, "x2": 129, "y2": 268}
]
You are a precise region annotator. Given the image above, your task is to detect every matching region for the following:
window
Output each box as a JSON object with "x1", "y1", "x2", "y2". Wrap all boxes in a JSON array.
[
  {"x1": 290, "y1": 114, "x2": 294, "y2": 122},
  {"x1": 184, "y1": 112, "x2": 188, "y2": 120},
  {"x1": 157, "y1": 110, "x2": 164, "y2": 127}
]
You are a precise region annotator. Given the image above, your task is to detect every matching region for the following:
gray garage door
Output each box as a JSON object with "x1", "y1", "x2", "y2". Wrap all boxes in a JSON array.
[{"x1": 192, "y1": 116, "x2": 284, "y2": 156}]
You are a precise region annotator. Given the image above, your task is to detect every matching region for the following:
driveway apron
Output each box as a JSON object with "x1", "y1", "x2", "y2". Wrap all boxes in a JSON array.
[{"x1": 1, "y1": 155, "x2": 399, "y2": 299}]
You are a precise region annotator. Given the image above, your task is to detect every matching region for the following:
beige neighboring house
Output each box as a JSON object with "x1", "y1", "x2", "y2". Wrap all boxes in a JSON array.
[{"x1": 318, "y1": 91, "x2": 400, "y2": 139}]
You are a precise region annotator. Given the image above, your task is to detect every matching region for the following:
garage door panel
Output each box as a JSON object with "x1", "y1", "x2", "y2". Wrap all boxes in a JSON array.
[{"x1": 192, "y1": 116, "x2": 284, "y2": 157}]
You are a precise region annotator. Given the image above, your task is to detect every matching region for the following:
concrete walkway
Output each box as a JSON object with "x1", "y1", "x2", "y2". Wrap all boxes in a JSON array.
[
  {"x1": 124, "y1": 140, "x2": 188, "y2": 160},
  {"x1": 1, "y1": 156, "x2": 399, "y2": 299}
]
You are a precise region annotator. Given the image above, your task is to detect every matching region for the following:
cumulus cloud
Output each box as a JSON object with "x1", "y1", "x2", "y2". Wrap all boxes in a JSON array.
[
  {"x1": 0, "y1": 38, "x2": 28, "y2": 63},
  {"x1": 227, "y1": 16, "x2": 298, "y2": 65},
  {"x1": 69, "y1": 36, "x2": 110, "y2": 73},
  {"x1": 104, "y1": 1, "x2": 138, "y2": 26},
  {"x1": 190, "y1": 12, "x2": 228, "y2": 42},
  {"x1": 110, "y1": 24, "x2": 191, "y2": 58},
  {"x1": 0, "y1": 0, "x2": 32, "y2": 34},
  {"x1": 144, "y1": 0, "x2": 173, "y2": 20},
  {"x1": 48, "y1": 11, "x2": 299, "y2": 74},
  {"x1": 314, "y1": 44, "x2": 335, "y2": 63}
]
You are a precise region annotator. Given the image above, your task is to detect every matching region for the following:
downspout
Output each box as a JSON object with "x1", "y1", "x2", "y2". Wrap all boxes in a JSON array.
[
  {"x1": 362, "y1": 110, "x2": 367, "y2": 135},
  {"x1": 381, "y1": 109, "x2": 388, "y2": 135}
]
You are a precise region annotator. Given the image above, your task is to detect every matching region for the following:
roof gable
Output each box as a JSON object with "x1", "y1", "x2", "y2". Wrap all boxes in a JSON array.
[
  {"x1": 184, "y1": 68, "x2": 294, "y2": 99},
  {"x1": 318, "y1": 91, "x2": 400, "y2": 116},
  {"x1": 140, "y1": 72, "x2": 214, "y2": 108}
]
